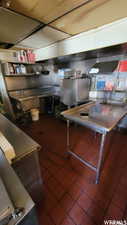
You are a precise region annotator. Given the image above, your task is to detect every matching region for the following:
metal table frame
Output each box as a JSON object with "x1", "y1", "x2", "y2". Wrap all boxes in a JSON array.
[
  {"x1": 67, "y1": 119, "x2": 106, "y2": 184},
  {"x1": 62, "y1": 102, "x2": 127, "y2": 184}
]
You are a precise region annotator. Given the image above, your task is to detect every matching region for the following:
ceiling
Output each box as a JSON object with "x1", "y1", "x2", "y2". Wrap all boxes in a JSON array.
[
  {"x1": 9, "y1": 0, "x2": 87, "y2": 24},
  {"x1": 18, "y1": 26, "x2": 70, "y2": 49},
  {"x1": 50, "y1": 0, "x2": 127, "y2": 35},
  {"x1": 0, "y1": 0, "x2": 127, "y2": 49},
  {"x1": 0, "y1": 7, "x2": 40, "y2": 43}
]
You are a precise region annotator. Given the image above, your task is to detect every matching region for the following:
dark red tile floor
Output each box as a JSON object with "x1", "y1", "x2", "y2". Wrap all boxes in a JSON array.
[{"x1": 20, "y1": 115, "x2": 127, "y2": 225}]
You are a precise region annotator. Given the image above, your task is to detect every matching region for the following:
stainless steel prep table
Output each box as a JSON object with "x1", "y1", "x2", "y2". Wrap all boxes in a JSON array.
[
  {"x1": 0, "y1": 113, "x2": 42, "y2": 202},
  {"x1": 62, "y1": 102, "x2": 127, "y2": 184}
]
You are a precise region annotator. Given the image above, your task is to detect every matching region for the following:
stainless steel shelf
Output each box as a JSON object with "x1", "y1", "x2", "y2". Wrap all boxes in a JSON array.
[
  {"x1": 5, "y1": 73, "x2": 40, "y2": 77},
  {"x1": 91, "y1": 89, "x2": 126, "y2": 92},
  {"x1": 6, "y1": 61, "x2": 35, "y2": 65}
]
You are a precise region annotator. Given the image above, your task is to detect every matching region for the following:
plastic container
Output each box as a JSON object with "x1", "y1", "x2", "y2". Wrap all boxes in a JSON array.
[{"x1": 30, "y1": 108, "x2": 39, "y2": 121}]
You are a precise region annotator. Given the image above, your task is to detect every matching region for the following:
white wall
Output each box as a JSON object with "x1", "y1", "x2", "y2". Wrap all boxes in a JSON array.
[{"x1": 35, "y1": 17, "x2": 127, "y2": 61}]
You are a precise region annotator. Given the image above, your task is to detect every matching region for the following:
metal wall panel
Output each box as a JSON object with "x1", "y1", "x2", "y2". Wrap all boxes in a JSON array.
[{"x1": 5, "y1": 76, "x2": 42, "y2": 91}]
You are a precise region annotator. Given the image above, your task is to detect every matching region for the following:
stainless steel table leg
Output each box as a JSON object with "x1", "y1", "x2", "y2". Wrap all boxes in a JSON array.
[
  {"x1": 96, "y1": 133, "x2": 106, "y2": 184},
  {"x1": 67, "y1": 119, "x2": 70, "y2": 151},
  {"x1": 65, "y1": 119, "x2": 71, "y2": 159},
  {"x1": 52, "y1": 95, "x2": 55, "y2": 113},
  {"x1": 66, "y1": 106, "x2": 71, "y2": 152}
]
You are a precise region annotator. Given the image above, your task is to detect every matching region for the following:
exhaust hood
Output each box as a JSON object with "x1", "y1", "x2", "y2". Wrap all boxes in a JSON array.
[
  {"x1": 89, "y1": 61, "x2": 119, "y2": 74},
  {"x1": 0, "y1": 7, "x2": 41, "y2": 45},
  {"x1": 89, "y1": 60, "x2": 127, "y2": 74}
]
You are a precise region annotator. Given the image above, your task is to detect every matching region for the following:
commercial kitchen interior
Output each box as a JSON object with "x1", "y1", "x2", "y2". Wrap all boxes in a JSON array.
[{"x1": 1, "y1": 1, "x2": 127, "y2": 225}]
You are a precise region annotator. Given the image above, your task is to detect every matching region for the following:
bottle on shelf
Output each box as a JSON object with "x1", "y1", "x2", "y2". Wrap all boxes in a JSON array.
[
  {"x1": 15, "y1": 50, "x2": 35, "y2": 63},
  {"x1": 20, "y1": 64, "x2": 27, "y2": 74},
  {"x1": 27, "y1": 50, "x2": 35, "y2": 63},
  {"x1": 9, "y1": 63, "x2": 15, "y2": 74},
  {"x1": 16, "y1": 64, "x2": 22, "y2": 74}
]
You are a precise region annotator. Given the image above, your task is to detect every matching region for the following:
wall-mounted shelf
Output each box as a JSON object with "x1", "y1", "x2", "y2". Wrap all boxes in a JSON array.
[
  {"x1": 5, "y1": 73, "x2": 41, "y2": 77},
  {"x1": 0, "y1": 60, "x2": 42, "y2": 120},
  {"x1": 91, "y1": 89, "x2": 127, "y2": 92},
  {"x1": 6, "y1": 61, "x2": 35, "y2": 65}
]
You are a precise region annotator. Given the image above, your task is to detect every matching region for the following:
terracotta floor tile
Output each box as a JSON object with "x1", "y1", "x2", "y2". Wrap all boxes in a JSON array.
[
  {"x1": 44, "y1": 176, "x2": 57, "y2": 189},
  {"x1": 76, "y1": 180, "x2": 106, "y2": 207},
  {"x1": 59, "y1": 193, "x2": 75, "y2": 213},
  {"x1": 69, "y1": 203, "x2": 91, "y2": 225},
  {"x1": 42, "y1": 155, "x2": 60, "y2": 175},
  {"x1": 56, "y1": 167, "x2": 78, "y2": 189},
  {"x1": 50, "y1": 205, "x2": 67, "y2": 225},
  {"x1": 61, "y1": 216, "x2": 76, "y2": 225},
  {"x1": 119, "y1": 175, "x2": 127, "y2": 188},
  {"x1": 68, "y1": 182, "x2": 84, "y2": 201},
  {"x1": 40, "y1": 158, "x2": 54, "y2": 171},
  {"x1": 77, "y1": 192, "x2": 93, "y2": 212},
  {"x1": 45, "y1": 176, "x2": 65, "y2": 201},
  {"x1": 41, "y1": 168, "x2": 51, "y2": 181},
  {"x1": 91, "y1": 191, "x2": 110, "y2": 210},
  {"x1": 87, "y1": 201, "x2": 105, "y2": 225},
  {"x1": 43, "y1": 188, "x2": 58, "y2": 213},
  {"x1": 123, "y1": 207, "x2": 127, "y2": 220},
  {"x1": 104, "y1": 203, "x2": 124, "y2": 220},
  {"x1": 53, "y1": 184, "x2": 66, "y2": 201},
  {"x1": 60, "y1": 178, "x2": 75, "y2": 190},
  {"x1": 45, "y1": 150, "x2": 66, "y2": 167},
  {"x1": 111, "y1": 185, "x2": 127, "y2": 211},
  {"x1": 79, "y1": 214, "x2": 95, "y2": 225},
  {"x1": 37, "y1": 210, "x2": 54, "y2": 225},
  {"x1": 76, "y1": 177, "x2": 97, "y2": 193}
]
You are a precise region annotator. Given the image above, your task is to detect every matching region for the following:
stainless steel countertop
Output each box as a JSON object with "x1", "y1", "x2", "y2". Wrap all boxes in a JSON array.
[
  {"x1": 0, "y1": 113, "x2": 40, "y2": 161},
  {"x1": 62, "y1": 102, "x2": 127, "y2": 134},
  {"x1": 0, "y1": 149, "x2": 34, "y2": 225}
]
